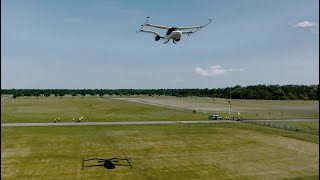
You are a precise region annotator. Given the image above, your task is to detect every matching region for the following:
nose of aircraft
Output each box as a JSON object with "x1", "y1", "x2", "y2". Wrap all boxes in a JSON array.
[{"x1": 171, "y1": 31, "x2": 182, "y2": 39}]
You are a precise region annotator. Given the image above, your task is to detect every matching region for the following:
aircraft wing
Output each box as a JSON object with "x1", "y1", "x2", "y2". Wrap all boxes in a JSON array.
[
  {"x1": 181, "y1": 19, "x2": 212, "y2": 35},
  {"x1": 145, "y1": 23, "x2": 171, "y2": 29},
  {"x1": 139, "y1": 29, "x2": 164, "y2": 38},
  {"x1": 179, "y1": 19, "x2": 212, "y2": 30}
]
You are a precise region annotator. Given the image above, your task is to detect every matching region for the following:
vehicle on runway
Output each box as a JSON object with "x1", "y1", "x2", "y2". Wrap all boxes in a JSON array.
[{"x1": 137, "y1": 17, "x2": 212, "y2": 44}]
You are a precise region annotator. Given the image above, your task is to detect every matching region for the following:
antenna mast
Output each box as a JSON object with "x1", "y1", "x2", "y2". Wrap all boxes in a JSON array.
[{"x1": 228, "y1": 87, "x2": 231, "y2": 114}]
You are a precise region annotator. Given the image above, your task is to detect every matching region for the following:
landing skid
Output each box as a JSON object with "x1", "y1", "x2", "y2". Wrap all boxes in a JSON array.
[{"x1": 164, "y1": 39, "x2": 177, "y2": 44}]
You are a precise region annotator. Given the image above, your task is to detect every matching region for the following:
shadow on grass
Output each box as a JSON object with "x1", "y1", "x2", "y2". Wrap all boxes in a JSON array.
[{"x1": 82, "y1": 157, "x2": 132, "y2": 170}]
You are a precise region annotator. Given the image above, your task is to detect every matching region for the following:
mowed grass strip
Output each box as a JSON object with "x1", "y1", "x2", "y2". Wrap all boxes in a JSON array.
[
  {"x1": 1, "y1": 123, "x2": 318, "y2": 180},
  {"x1": 118, "y1": 96, "x2": 319, "y2": 120},
  {"x1": 1, "y1": 96, "x2": 207, "y2": 123}
]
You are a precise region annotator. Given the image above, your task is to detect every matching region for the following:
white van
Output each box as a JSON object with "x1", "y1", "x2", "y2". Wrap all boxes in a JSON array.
[{"x1": 208, "y1": 115, "x2": 222, "y2": 120}]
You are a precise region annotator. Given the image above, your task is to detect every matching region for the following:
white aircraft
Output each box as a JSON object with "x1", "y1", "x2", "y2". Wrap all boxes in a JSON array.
[{"x1": 138, "y1": 17, "x2": 212, "y2": 44}]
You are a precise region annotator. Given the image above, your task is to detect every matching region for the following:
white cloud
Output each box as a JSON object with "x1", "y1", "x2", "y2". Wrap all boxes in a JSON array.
[
  {"x1": 194, "y1": 65, "x2": 243, "y2": 77},
  {"x1": 294, "y1": 20, "x2": 319, "y2": 34},
  {"x1": 295, "y1": 21, "x2": 317, "y2": 28}
]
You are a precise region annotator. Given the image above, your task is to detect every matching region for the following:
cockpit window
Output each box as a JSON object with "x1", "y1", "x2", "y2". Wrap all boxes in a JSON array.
[{"x1": 166, "y1": 27, "x2": 180, "y2": 35}]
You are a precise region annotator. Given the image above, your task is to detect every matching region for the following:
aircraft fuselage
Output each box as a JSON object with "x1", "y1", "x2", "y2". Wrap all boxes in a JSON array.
[{"x1": 165, "y1": 27, "x2": 182, "y2": 40}]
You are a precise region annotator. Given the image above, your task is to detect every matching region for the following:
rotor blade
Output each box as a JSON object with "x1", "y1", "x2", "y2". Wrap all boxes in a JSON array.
[{"x1": 138, "y1": 16, "x2": 151, "y2": 32}]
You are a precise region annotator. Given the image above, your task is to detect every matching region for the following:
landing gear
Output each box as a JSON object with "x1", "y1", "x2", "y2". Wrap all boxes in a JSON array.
[{"x1": 164, "y1": 39, "x2": 177, "y2": 44}]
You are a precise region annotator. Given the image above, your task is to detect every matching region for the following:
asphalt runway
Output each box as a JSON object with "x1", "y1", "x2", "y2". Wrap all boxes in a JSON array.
[
  {"x1": 2, "y1": 119, "x2": 317, "y2": 127},
  {"x1": 1, "y1": 120, "x2": 237, "y2": 127}
]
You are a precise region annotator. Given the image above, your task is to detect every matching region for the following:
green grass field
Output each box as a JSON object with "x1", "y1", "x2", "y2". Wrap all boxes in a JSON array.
[
  {"x1": 1, "y1": 95, "x2": 207, "y2": 123},
  {"x1": 249, "y1": 120, "x2": 319, "y2": 132},
  {"x1": 1, "y1": 95, "x2": 319, "y2": 123},
  {"x1": 1, "y1": 95, "x2": 319, "y2": 179},
  {"x1": 116, "y1": 95, "x2": 319, "y2": 120},
  {"x1": 1, "y1": 123, "x2": 319, "y2": 180}
]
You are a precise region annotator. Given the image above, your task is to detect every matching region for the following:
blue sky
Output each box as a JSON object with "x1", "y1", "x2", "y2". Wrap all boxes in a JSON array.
[{"x1": 1, "y1": 0, "x2": 319, "y2": 89}]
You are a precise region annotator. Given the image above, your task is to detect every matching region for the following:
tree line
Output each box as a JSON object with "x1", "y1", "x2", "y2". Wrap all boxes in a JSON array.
[{"x1": 1, "y1": 84, "x2": 319, "y2": 100}]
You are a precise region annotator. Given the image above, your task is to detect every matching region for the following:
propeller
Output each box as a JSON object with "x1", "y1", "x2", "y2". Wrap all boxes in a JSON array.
[{"x1": 137, "y1": 16, "x2": 151, "y2": 34}]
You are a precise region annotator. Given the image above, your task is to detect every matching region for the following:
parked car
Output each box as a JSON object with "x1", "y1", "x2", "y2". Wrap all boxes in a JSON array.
[{"x1": 208, "y1": 115, "x2": 222, "y2": 120}]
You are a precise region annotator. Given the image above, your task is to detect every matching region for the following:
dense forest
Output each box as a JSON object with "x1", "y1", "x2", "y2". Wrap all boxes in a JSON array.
[{"x1": 1, "y1": 84, "x2": 319, "y2": 100}]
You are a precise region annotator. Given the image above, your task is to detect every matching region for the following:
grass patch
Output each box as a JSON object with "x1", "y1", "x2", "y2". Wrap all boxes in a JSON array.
[
  {"x1": 1, "y1": 95, "x2": 319, "y2": 123},
  {"x1": 117, "y1": 96, "x2": 319, "y2": 120},
  {"x1": 246, "y1": 120, "x2": 319, "y2": 136},
  {"x1": 231, "y1": 122, "x2": 319, "y2": 144},
  {"x1": 1, "y1": 96, "x2": 207, "y2": 123},
  {"x1": 1, "y1": 123, "x2": 319, "y2": 179}
]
